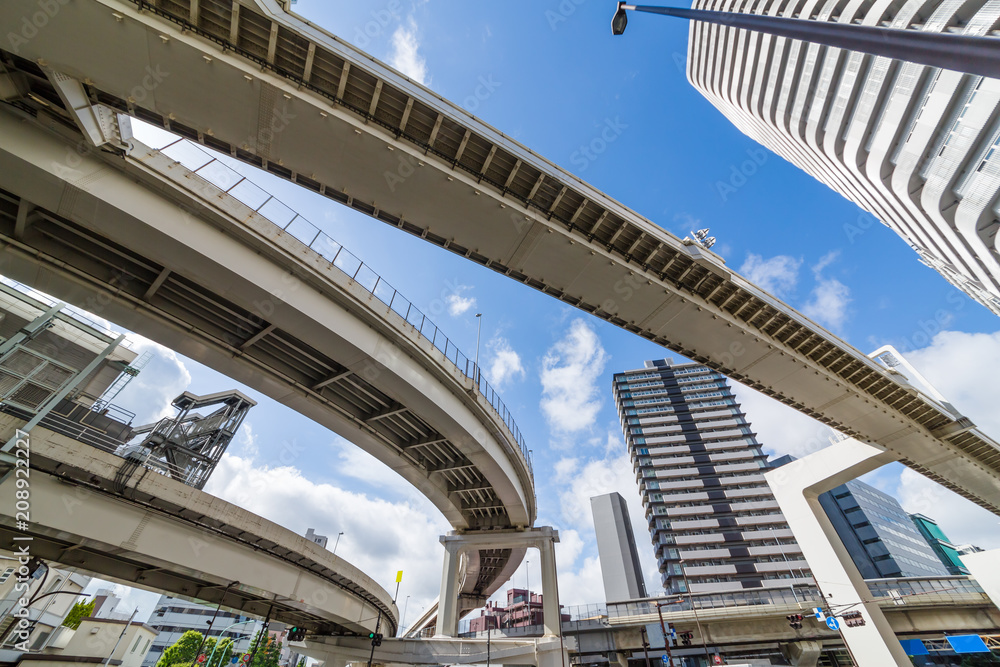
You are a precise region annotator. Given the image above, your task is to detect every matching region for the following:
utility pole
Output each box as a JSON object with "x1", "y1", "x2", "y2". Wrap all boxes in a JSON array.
[
  {"x1": 679, "y1": 562, "x2": 714, "y2": 666},
  {"x1": 244, "y1": 606, "x2": 272, "y2": 667},
  {"x1": 656, "y1": 603, "x2": 676, "y2": 667},
  {"x1": 193, "y1": 582, "x2": 237, "y2": 666},
  {"x1": 332, "y1": 532, "x2": 344, "y2": 557},
  {"x1": 640, "y1": 626, "x2": 652, "y2": 667},
  {"x1": 101, "y1": 608, "x2": 138, "y2": 667}
]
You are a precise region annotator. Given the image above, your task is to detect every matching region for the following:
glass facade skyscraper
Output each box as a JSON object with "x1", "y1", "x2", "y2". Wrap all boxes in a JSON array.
[
  {"x1": 817, "y1": 480, "x2": 951, "y2": 579},
  {"x1": 614, "y1": 358, "x2": 813, "y2": 595},
  {"x1": 910, "y1": 513, "x2": 970, "y2": 575}
]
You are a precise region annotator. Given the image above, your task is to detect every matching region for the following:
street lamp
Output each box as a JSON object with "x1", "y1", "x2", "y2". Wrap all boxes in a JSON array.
[
  {"x1": 474, "y1": 313, "x2": 483, "y2": 384},
  {"x1": 332, "y1": 532, "x2": 344, "y2": 557},
  {"x1": 609, "y1": 1, "x2": 1000, "y2": 79},
  {"x1": 205, "y1": 620, "x2": 257, "y2": 667},
  {"x1": 611, "y1": 2, "x2": 628, "y2": 34}
]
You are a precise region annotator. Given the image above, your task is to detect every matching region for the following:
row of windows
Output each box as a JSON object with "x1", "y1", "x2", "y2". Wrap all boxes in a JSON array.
[
  {"x1": 156, "y1": 606, "x2": 245, "y2": 619},
  {"x1": 645, "y1": 471, "x2": 767, "y2": 488},
  {"x1": 636, "y1": 444, "x2": 763, "y2": 463},
  {"x1": 150, "y1": 626, "x2": 248, "y2": 639}
]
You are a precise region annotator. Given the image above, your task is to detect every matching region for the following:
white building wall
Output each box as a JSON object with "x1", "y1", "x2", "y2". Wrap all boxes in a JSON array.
[{"x1": 686, "y1": 0, "x2": 1000, "y2": 316}]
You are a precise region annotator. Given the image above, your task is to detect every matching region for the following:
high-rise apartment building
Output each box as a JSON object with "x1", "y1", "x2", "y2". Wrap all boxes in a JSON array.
[
  {"x1": 687, "y1": 0, "x2": 1000, "y2": 316},
  {"x1": 614, "y1": 359, "x2": 812, "y2": 594},
  {"x1": 590, "y1": 492, "x2": 648, "y2": 602}
]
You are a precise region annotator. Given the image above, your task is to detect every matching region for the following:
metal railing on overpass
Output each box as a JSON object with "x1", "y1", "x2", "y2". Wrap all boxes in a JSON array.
[
  {"x1": 149, "y1": 137, "x2": 533, "y2": 478},
  {"x1": 557, "y1": 577, "x2": 990, "y2": 628}
]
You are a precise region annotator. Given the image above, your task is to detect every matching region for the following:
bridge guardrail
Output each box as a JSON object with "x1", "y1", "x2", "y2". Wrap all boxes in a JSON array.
[
  {"x1": 147, "y1": 137, "x2": 533, "y2": 480},
  {"x1": 587, "y1": 577, "x2": 988, "y2": 626}
]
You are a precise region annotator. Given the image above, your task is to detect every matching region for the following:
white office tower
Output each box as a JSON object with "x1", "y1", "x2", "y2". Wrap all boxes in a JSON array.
[
  {"x1": 615, "y1": 359, "x2": 813, "y2": 594},
  {"x1": 590, "y1": 492, "x2": 649, "y2": 601},
  {"x1": 686, "y1": 0, "x2": 1000, "y2": 316}
]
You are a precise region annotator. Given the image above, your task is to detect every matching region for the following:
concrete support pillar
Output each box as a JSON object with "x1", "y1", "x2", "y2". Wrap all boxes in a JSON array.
[
  {"x1": 538, "y1": 535, "x2": 562, "y2": 637},
  {"x1": 764, "y1": 438, "x2": 911, "y2": 667},
  {"x1": 963, "y1": 549, "x2": 1000, "y2": 611},
  {"x1": 437, "y1": 527, "x2": 561, "y2": 642},
  {"x1": 783, "y1": 640, "x2": 822, "y2": 666},
  {"x1": 435, "y1": 540, "x2": 462, "y2": 638}
]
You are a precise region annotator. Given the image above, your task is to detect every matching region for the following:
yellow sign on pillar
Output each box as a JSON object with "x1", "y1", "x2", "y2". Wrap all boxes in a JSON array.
[{"x1": 396, "y1": 570, "x2": 403, "y2": 583}]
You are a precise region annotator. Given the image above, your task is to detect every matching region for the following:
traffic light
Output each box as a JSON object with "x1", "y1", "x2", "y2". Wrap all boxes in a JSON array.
[
  {"x1": 786, "y1": 614, "x2": 804, "y2": 629},
  {"x1": 367, "y1": 632, "x2": 383, "y2": 647},
  {"x1": 287, "y1": 627, "x2": 306, "y2": 642},
  {"x1": 679, "y1": 631, "x2": 693, "y2": 646}
]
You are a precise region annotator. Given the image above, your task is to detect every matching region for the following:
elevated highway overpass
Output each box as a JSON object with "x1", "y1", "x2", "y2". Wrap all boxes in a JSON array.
[
  {"x1": 0, "y1": 0, "x2": 997, "y2": 513},
  {"x1": 561, "y1": 579, "x2": 1000, "y2": 665},
  {"x1": 0, "y1": 413, "x2": 398, "y2": 636},
  {"x1": 0, "y1": 104, "x2": 534, "y2": 619}
]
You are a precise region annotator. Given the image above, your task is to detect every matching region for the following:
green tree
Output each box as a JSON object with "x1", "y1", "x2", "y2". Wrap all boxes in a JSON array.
[
  {"x1": 209, "y1": 637, "x2": 234, "y2": 667},
  {"x1": 158, "y1": 630, "x2": 204, "y2": 667},
  {"x1": 241, "y1": 631, "x2": 282, "y2": 667},
  {"x1": 62, "y1": 599, "x2": 96, "y2": 630}
]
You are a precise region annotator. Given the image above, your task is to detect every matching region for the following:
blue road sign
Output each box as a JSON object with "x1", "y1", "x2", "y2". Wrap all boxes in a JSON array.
[
  {"x1": 826, "y1": 616, "x2": 840, "y2": 631},
  {"x1": 662, "y1": 656, "x2": 669, "y2": 663},
  {"x1": 813, "y1": 607, "x2": 825, "y2": 620}
]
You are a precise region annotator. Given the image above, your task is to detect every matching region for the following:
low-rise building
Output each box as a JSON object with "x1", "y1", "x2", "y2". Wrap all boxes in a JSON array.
[
  {"x1": 142, "y1": 596, "x2": 258, "y2": 667},
  {"x1": 0, "y1": 556, "x2": 91, "y2": 653},
  {"x1": 468, "y1": 589, "x2": 569, "y2": 633}
]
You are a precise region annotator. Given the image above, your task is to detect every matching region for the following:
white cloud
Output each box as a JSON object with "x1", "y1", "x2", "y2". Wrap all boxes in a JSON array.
[
  {"x1": 486, "y1": 337, "x2": 525, "y2": 387},
  {"x1": 904, "y1": 330, "x2": 1000, "y2": 439},
  {"x1": 739, "y1": 253, "x2": 802, "y2": 297},
  {"x1": 552, "y1": 441, "x2": 662, "y2": 600},
  {"x1": 801, "y1": 252, "x2": 851, "y2": 331},
  {"x1": 540, "y1": 319, "x2": 608, "y2": 434},
  {"x1": 888, "y1": 329, "x2": 1000, "y2": 548},
  {"x1": 111, "y1": 337, "x2": 192, "y2": 425},
  {"x1": 896, "y1": 468, "x2": 1000, "y2": 550},
  {"x1": 812, "y1": 250, "x2": 840, "y2": 274},
  {"x1": 388, "y1": 17, "x2": 428, "y2": 85},
  {"x1": 802, "y1": 278, "x2": 851, "y2": 330},
  {"x1": 204, "y1": 453, "x2": 449, "y2": 615},
  {"x1": 444, "y1": 286, "x2": 476, "y2": 317},
  {"x1": 234, "y1": 423, "x2": 259, "y2": 459}
]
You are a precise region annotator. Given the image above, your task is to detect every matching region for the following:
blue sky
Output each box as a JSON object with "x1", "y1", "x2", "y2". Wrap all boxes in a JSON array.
[{"x1": 84, "y1": 0, "x2": 1000, "y2": 626}]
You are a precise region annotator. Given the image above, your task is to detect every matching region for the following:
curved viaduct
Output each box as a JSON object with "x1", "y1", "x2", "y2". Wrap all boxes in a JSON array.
[
  {"x1": 0, "y1": 104, "x2": 534, "y2": 621},
  {"x1": 0, "y1": 414, "x2": 399, "y2": 636}
]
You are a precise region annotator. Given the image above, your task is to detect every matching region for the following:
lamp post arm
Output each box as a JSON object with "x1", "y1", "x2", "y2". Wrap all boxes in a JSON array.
[{"x1": 618, "y1": 3, "x2": 1000, "y2": 79}]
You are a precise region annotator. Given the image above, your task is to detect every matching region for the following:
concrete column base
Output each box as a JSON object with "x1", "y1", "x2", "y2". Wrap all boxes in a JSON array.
[
  {"x1": 782, "y1": 639, "x2": 822, "y2": 666},
  {"x1": 764, "y1": 439, "x2": 911, "y2": 667},
  {"x1": 963, "y1": 549, "x2": 1000, "y2": 611}
]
